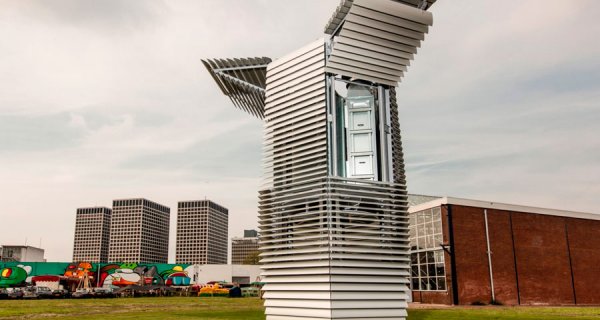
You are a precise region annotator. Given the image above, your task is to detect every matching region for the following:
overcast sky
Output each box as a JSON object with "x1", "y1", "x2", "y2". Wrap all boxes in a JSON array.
[{"x1": 1, "y1": 0, "x2": 599, "y2": 262}]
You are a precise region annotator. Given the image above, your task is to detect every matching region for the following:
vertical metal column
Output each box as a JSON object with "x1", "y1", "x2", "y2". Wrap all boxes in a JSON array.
[{"x1": 484, "y1": 209, "x2": 496, "y2": 302}]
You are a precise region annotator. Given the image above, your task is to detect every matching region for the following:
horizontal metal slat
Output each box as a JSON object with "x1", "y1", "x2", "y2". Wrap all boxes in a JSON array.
[
  {"x1": 325, "y1": 66, "x2": 398, "y2": 86},
  {"x1": 346, "y1": 12, "x2": 425, "y2": 40},
  {"x1": 349, "y1": 4, "x2": 429, "y2": 33},
  {"x1": 354, "y1": 0, "x2": 433, "y2": 26},
  {"x1": 339, "y1": 28, "x2": 415, "y2": 56}
]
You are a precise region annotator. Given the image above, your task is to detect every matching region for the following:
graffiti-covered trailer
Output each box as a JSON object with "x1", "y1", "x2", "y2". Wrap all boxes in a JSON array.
[{"x1": 0, "y1": 262, "x2": 261, "y2": 291}]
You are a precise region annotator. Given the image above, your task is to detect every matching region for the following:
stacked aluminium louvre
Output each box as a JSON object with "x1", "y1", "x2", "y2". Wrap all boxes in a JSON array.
[
  {"x1": 258, "y1": 40, "x2": 413, "y2": 319},
  {"x1": 259, "y1": 40, "x2": 333, "y2": 319},
  {"x1": 201, "y1": 57, "x2": 271, "y2": 119},
  {"x1": 260, "y1": 1, "x2": 434, "y2": 319},
  {"x1": 324, "y1": 0, "x2": 433, "y2": 86},
  {"x1": 203, "y1": 0, "x2": 435, "y2": 319}
]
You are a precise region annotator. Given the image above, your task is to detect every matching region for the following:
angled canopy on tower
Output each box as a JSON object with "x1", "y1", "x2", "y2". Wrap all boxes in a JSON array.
[
  {"x1": 325, "y1": 0, "x2": 436, "y2": 34},
  {"x1": 324, "y1": 0, "x2": 434, "y2": 86},
  {"x1": 202, "y1": 57, "x2": 271, "y2": 119}
]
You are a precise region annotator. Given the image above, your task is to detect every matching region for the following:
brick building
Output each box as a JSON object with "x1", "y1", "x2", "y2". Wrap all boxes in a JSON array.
[{"x1": 409, "y1": 196, "x2": 600, "y2": 306}]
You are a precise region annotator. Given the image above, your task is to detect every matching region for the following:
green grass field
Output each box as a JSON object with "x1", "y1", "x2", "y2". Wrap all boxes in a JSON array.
[{"x1": 0, "y1": 297, "x2": 599, "y2": 319}]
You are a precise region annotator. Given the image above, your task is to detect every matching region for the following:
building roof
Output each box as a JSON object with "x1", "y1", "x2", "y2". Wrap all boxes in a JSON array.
[
  {"x1": 407, "y1": 194, "x2": 442, "y2": 206},
  {"x1": 1, "y1": 245, "x2": 44, "y2": 250},
  {"x1": 76, "y1": 206, "x2": 111, "y2": 213},
  {"x1": 202, "y1": 57, "x2": 271, "y2": 119},
  {"x1": 409, "y1": 196, "x2": 600, "y2": 222},
  {"x1": 177, "y1": 199, "x2": 228, "y2": 213}
]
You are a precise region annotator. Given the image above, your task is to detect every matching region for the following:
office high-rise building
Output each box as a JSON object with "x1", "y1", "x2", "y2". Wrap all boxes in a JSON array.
[
  {"x1": 176, "y1": 200, "x2": 228, "y2": 264},
  {"x1": 108, "y1": 198, "x2": 170, "y2": 263},
  {"x1": 231, "y1": 229, "x2": 259, "y2": 265},
  {"x1": 72, "y1": 207, "x2": 111, "y2": 263}
]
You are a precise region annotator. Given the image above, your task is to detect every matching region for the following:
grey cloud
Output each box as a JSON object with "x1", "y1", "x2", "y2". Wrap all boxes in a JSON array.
[
  {"x1": 0, "y1": 113, "x2": 85, "y2": 152},
  {"x1": 518, "y1": 64, "x2": 600, "y2": 94},
  {"x1": 0, "y1": 108, "x2": 179, "y2": 153},
  {"x1": 11, "y1": 0, "x2": 170, "y2": 32},
  {"x1": 80, "y1": 107, "x2": 175, "y2": 129},
  {"x1": 119, "y1": 120, "x2": 262, "y2": 180}
]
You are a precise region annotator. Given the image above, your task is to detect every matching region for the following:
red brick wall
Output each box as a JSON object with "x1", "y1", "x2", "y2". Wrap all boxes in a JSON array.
[
  {"x1": 450, "y1": 205, "x2": 492, "y2": 304},
  {"x1": 511, "y1": 212, "x2": 575, "y2": 305},
  {"x1": 412, "y1": 204, "x2": 600, "y2": 306},
  {"x1": 567, "y1": 219, "x2": 600, "y2": 304},
  {"x1": 412, "y1": 290, "x2": 453, "y2": 304},
  {"x1": 486, "y1": 209, "x2": 519, "y2": 305}
]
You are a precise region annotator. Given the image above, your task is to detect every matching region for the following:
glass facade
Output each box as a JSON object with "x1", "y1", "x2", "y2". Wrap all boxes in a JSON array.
[{"x1": 409, "y1": 207, "x2": 447, "y2": 291}]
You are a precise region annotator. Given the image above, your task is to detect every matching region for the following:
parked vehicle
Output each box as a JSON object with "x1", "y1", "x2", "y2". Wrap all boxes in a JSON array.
[
  {"x1": 71, "y1": 288, "x2": 93, "y2": 298},
  {"x1": 7, "y1": 288, "x2": 24, "y2": 299},
  {"x1": 93, "y1": 288, "x2": 114, "y2": 298},
  {"x1": 22, "y1": 287, "x2": 38, "y2": 299},
  {"x1": 35, "y1": 287, "x2": 53, "y2": 299},
  {"x1": 22, "y1": 286, "x2": 53, "y2": 299},
  {"x1": 199, "y1": 283, "x2": 230, "y2": 297},
  {"x1": 0, "y1": 289, "x2": 8, "y2": 300},
  {"x1": 52, "y1": 289, "x2": 70, "y2": 299}
]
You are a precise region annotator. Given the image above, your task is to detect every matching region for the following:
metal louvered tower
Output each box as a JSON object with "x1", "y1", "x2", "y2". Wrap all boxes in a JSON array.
[{"x1": 203, "y1": 0, "x2": 435, "y2": 319}]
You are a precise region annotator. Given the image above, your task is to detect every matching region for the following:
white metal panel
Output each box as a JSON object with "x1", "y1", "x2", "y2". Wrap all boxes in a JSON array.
[
  {"x1": 325, "y1": 0, "x2": 433, "y2": 86},
  {"x1": 343, "y1": 21, "x2": 421, "y2": 48},
  {"x1": 345, "y1": 13, "x2": 425, "y2": 40},
  {"x1": 329, "y1": 49, "x2": 408, "y2": 71},
  {"x1": 351, "y1": 133, "x2": 371, "y2": 152},
  {"x1": 350, "y1": 111, "x2": 370, "y2": 129},
  {"x1": 352, "y1": 155, "x2": 373, "y2": 175},
  {"x1": 349, "y1": 5, "x2": 428, "y2": 33},
  {"x1": 338, "y1": 28, "x2": 415, "y2": 56},
  {"x1": 324, "y1": 0, "x2": 436, "y2": 35},
  {"x1": 265, "y1": 307, "x2": 332, "y2": 318},
  {"x1": 336, "y1": 36, "x2": 414, "y2": 60},
  {"x1": 354, "y1": 0, "x2": 433, "y2": 25}
]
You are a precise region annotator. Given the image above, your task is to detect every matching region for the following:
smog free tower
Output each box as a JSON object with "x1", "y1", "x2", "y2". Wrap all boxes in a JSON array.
[{"x1": 203, "y1": 0, "x2": 436, "y2": 318}]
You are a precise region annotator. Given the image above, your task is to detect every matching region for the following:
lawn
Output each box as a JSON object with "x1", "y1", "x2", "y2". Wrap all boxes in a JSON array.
[
  {"x1": 0, "y1": 297, "x2": 264, "y2": 320},
  {"x1": 409, "y1": 306, "x2": 600, "y2": 320},
  {"x1": 0, "y1": 297, "x2": 599, "y2": 319}
]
